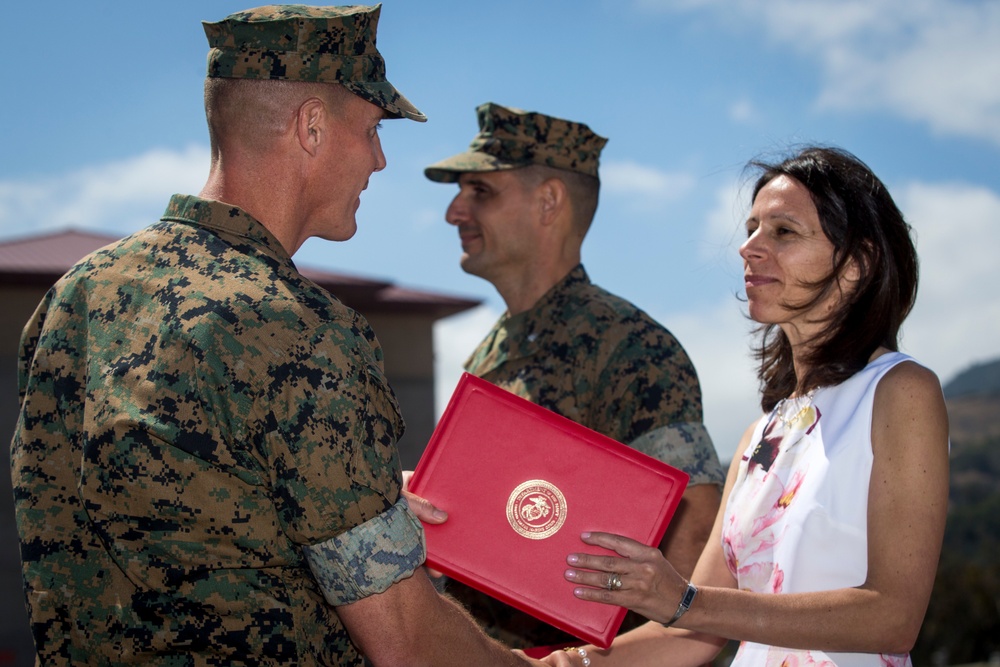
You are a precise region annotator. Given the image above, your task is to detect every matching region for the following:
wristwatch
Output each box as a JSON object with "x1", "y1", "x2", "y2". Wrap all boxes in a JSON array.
[{"x1": 662, "y1": 581, "x2": 698, "y2": 627}]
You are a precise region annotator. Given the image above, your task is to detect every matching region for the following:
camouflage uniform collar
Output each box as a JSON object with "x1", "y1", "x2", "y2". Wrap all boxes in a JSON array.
[
  {"x1": 504, "y1": 264, "x2": 590, "y2": 349},
  {"x1": 462, "y1": 264, "x2": 590, "y2": 374},
  {"x1": 161, "y1": 194, "x2": 293, "y2": 265},
  {"x1": 514, "y1": 264, "x2": 589, "y2": 320}
]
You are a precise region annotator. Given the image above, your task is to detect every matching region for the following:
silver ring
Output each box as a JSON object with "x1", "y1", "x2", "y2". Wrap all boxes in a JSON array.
[{"x1": 606, "y1": 572, "x2": 623, "y2": 591}]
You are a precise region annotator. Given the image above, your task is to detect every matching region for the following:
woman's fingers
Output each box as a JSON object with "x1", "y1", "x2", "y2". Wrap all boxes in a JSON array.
[
  {"x1": 563, "y1": 532, "x2": 663, "y2": 595},
  {"x1": 567, "y1": 532, "x2": 660, "y2": 574},
  {"x1": 579, "y1": 531, "x2": 654, "y2": 558},
  {"x1": 564, "y1": 566, "x2": 623, "y2": 591},
  {"x1": 563, "y1": 531, "x2": 685, "y2": 620}
]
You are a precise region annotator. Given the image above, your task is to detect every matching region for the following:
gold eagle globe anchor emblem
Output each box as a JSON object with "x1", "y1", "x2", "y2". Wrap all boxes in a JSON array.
[{"x1": 506, "y1": 479, "x2": 567, "y2": 539}]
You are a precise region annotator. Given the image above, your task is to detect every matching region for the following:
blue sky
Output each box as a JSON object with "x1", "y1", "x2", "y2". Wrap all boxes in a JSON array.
[{"x1": 3, "y1": 0, "x2": 999, "y2": 460}]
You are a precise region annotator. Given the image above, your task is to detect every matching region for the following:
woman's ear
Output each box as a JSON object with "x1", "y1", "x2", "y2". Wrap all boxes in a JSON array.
[
  {"x1": 844, "y1": 256, "x2": 861, "y2": 283},
  {"x1": 839, "y1": 250, "x2": 867, "y2": 294}
]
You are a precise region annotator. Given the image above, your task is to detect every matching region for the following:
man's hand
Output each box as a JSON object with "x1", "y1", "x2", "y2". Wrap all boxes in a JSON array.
[
  {"x1": 401, "y1": 470, "x2": 447, "y2": 578},
  {"x1": 401, "y1": 470, "x2": 448, "y2": 524}
]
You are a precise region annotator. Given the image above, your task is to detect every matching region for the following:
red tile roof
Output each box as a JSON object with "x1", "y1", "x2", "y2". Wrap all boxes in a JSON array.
[{"x1": 0, "y1": 229, "x2": 479, "y2": 319}]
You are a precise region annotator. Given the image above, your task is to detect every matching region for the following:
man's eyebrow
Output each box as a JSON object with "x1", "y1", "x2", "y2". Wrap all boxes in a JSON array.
[{"x1": 462, "y1": 175, "x2": 493, "y2": 187}]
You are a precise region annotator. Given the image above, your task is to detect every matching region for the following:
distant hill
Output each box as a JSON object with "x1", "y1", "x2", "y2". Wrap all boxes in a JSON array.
[
  {"x1": 943, "y1": 357, "x2": 1000, "y2": 398},
  {"x1": 942, "y1": 358, "x2": 1000, "y2": 446},
  {"x1": 914, "y1": 357, "x2": 1000, "y2": 665}
]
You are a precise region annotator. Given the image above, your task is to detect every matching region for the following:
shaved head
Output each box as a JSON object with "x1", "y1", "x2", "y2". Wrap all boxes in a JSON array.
[{"x1": 204, "y1": 78, "x2": 354, "y2": 156}]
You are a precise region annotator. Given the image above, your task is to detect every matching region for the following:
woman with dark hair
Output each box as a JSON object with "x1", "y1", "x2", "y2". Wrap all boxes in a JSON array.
[{"x1": 542, "y1": 146, "x2": 948, "y2": 667}]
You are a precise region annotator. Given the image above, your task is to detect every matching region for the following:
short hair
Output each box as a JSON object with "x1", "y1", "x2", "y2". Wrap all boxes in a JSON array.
[
  {"x1": 203, "y1": 78, "x2": 354, "y2": 156},
  {"x1": 747, "y1": 146, "x2": 919, "y2": 411},
  {"x1": 516, "y1": 164, "x2": 601, "y2": 237}
]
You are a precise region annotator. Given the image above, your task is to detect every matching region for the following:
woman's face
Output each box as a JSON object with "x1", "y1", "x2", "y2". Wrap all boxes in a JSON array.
[{"x1": 740, "y1": 175, "x2": 846, "y2": 345}]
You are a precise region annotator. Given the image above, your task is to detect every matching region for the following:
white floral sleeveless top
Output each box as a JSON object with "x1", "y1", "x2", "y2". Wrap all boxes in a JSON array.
[{"x1": 722, "y1": 352, "x2": 914, "y2": 667}]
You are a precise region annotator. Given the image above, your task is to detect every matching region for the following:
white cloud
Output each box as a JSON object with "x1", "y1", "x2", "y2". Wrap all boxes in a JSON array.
[
  {"x1": 813, "y1": 3, "x2": 1000, "y2": 144},
  {"x1": 634, "y1": 0, "x2": 1000, "y2": 146},
  {"x1": 660, "y1": 301, "x2": 762, "y2": 463},
  {"x1": 895, "y1": 181, "x2": 1000, "y2": 380},
  {"x1": 0, "y1": 145, "x2": 210, "y2": 237},
  {"x1": 433, "y1": 305, "x2": 503, "y2": 416},
  {"x1": 601, "y1": 160, "x2": 697, "y2": 211},
  {"x1": 701, "y1": 179, "x2": 748, "y2": 262}
]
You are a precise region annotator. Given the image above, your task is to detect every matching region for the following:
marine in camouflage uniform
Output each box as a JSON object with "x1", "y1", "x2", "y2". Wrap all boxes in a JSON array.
[
  {"x1": 425, "y1": 104, "x2": 725, "y2": 649},
  {"x1": 11, "y1": 7, "x2": 529, "y2": 667},
  {"x1": 13, "y1": 197, "x2": 421, "y2": 665}
]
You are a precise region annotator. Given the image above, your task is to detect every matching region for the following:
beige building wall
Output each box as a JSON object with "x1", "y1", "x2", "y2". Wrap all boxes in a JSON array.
[
  {"x1": 366, "y1": 312, "x2": 439, "y2": 470},
  {"x1": 1, "y1": 286, "x2": 48, "y2": 666}
]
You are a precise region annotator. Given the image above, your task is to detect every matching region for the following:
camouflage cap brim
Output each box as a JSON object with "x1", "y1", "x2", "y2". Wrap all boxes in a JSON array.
[
  {"x1": 424, "y1": 150, "x2": 532, "y2": 183},
  {"x1": 343, "y1": 81, "x2": 426, "y2": 123}
]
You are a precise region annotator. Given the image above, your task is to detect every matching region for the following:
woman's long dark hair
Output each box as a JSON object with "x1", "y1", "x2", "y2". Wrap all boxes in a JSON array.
[{"x1": 748, "y1": 147, "x2": 919, "y2": 412}]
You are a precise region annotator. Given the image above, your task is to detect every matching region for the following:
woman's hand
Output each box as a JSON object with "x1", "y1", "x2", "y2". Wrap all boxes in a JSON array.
[
  {"x1": 516, "y1": 649, "x2": 571, "y2": 666},
  {"x1": 536, "y1": 649, "x2": 576, "y2": 665},
  {"x1": 564, "y1": 531, "x2": 689, "y2": 624}
]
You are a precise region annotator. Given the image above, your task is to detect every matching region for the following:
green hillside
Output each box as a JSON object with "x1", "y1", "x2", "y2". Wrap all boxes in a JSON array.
[{"x1": 913, "y1": 358, "x2": 1000, "y2": 664}]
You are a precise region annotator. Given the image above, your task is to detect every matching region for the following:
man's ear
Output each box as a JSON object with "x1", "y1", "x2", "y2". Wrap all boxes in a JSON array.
[
  {"x1": 296, "y1": 97, "x2": 326, "y2": 156},
  {"x1": 538, "y1": 177, "x2": 568, "y2": 226}
]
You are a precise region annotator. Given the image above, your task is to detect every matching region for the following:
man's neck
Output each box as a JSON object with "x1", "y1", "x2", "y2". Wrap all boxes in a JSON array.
[
  {"x1": 496, "y1": 260, "x2": 579, "y2": 316},
  {"x1": 200, "y1": 162, "x2": 303, "y2": 255}
]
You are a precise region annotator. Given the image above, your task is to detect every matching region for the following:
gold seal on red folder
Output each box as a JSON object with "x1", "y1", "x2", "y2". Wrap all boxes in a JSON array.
[{"x1": 506, "y1": 479, "x2": 567, "y2": 539}]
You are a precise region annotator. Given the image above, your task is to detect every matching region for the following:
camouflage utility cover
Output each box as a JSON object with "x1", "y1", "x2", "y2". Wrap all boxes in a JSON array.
[
  {"x1": 204, "y1": 4, "x2": 425, "y2": 121},
  {"x1": 424, "y1": 102, "x2": 607, "y2": 182},
  {"x1": 11, "y1": 195, "x2": 421, "y2": 665},
  {"x1": 448, "y1": 264, "x2": 725, "y2": 648}
]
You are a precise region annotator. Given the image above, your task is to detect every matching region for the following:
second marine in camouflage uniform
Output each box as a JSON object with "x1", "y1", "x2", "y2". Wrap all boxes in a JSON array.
[
  {"x1": 466, "y1": 265, "x2": 718, "y2": 471},
  {"x1": 425, "y1": 103, "x2": 725, "y2": 648}
]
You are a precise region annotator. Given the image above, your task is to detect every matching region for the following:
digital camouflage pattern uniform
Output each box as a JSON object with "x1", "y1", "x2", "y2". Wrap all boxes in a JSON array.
[
  {"x1": 466, "y1": 265, "x2": 719, "y2": 470},
  {"x1": 11, "y1": 5, "x2": 427, "y2": 666},
  {"x1": 11, "y1": 196, "x2": 425, "y2": 665},
  {"x1": 426, "y1": 105, "x2": 725, "y2": 648}
]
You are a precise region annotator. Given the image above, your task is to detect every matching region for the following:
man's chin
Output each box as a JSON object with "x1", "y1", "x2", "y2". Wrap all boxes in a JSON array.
[
  {"x1": 458, "y1": 256, "x2": 490, "y2": 279},
  {"x1": 316, "y1": 218, "x2": 358, "y2": 243}
]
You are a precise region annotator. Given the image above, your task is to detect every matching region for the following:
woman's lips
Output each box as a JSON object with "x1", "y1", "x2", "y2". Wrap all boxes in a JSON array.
[{"x1": 744, "y1": 274, "x2": 777, "y2": 288}]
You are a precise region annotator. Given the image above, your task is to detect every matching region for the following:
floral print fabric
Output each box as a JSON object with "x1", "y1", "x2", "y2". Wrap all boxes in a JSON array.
[{"x1": 721, "y1": 352, "x2": 914, "y2": 667}]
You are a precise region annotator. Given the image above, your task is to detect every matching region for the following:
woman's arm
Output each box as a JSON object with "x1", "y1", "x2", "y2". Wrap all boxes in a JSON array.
[
  {"x1": 544, "y1": 421, "x2": 757, "y2": 666},
  {"x1": 564, "y1": 360, "x2": 949, "y2": 657}
]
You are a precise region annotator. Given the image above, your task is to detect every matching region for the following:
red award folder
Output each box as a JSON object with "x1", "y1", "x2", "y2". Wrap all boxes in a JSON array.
[{"x1": 408, "y1": 373, "x2": 690, "y2": 648}]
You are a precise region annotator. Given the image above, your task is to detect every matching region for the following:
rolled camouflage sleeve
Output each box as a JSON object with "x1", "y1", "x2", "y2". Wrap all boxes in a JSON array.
[
  {"x1": 628, "y1": 423, "x2": 725, "y2": 488},
  {"x1": 303, "y1": 497, "x2": 426, "y2": 606}
]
